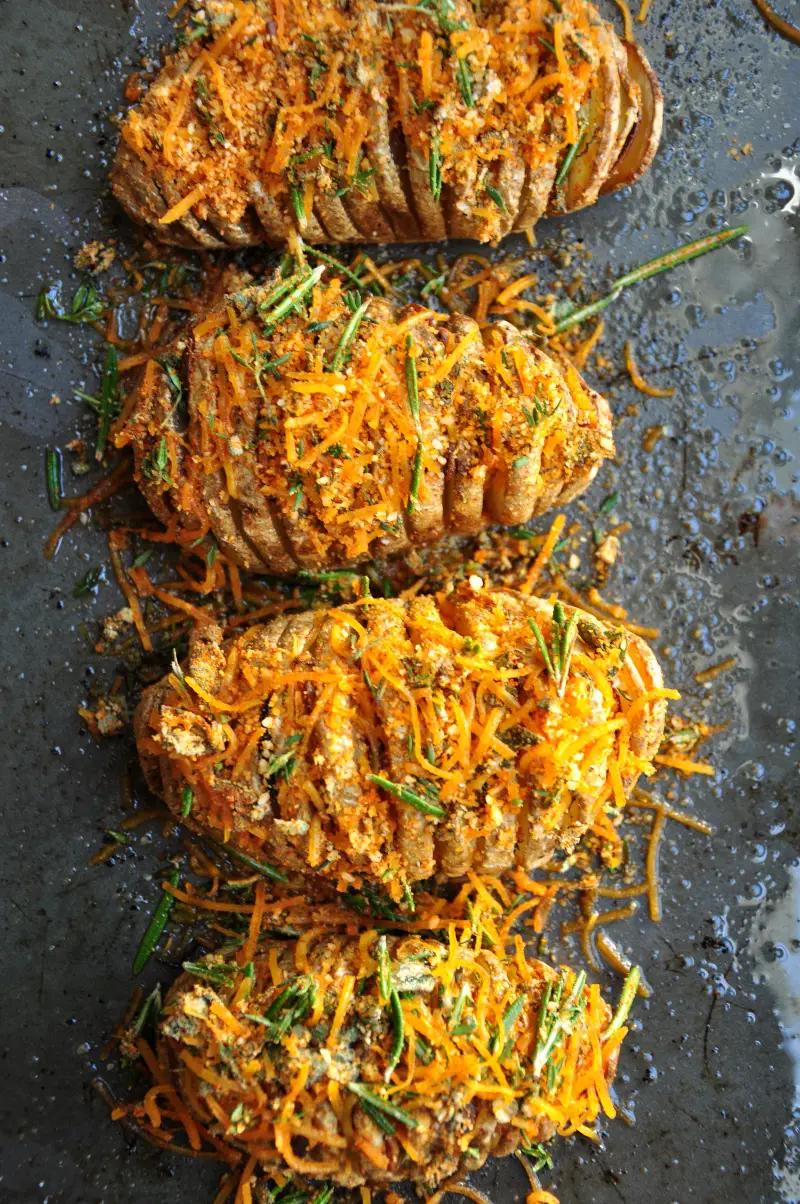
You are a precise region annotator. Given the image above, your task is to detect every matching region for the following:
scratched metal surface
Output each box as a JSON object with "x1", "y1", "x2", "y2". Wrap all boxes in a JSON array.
[{"x1": 0, "y1": 1, "x2": 798, "y2": 1202}]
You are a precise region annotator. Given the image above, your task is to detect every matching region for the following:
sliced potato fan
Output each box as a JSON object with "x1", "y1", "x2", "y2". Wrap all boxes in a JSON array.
[
  {"x1": 110, "y1": 0, "x2": 662, "y2": 246},
  {"x1": 134, "y1": 586, "x2": 669, "y2": 896},
  {"x1": 117, "y1": 270, "x2": 613, "y2": 573}
]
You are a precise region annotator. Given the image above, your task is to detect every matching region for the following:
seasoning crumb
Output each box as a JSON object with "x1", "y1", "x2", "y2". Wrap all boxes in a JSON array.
[{"x1": 74, "y1": 240, "x2": 116, "y2": 274}]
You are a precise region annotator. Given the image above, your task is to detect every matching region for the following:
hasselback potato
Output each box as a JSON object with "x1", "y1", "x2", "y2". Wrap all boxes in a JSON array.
[
  {"x1": 111, "y1": 0, "x2": 663, "y2": 248},
  {"x1": 135, "y1": 584, "x2": 668, "y2": 894},
  {"x1": 153, "y1": 929, "x2": 627, "y2": 1189},
  {"x1": 116, "y1": 269, "x2": 613, "y2": 572}
]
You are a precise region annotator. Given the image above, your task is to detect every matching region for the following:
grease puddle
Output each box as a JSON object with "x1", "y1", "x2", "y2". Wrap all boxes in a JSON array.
[{"x1": 749, "y1": 863, "x2": 800, "y2": 1201}]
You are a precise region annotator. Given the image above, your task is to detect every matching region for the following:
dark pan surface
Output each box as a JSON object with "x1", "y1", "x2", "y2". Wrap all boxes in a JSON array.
[{"x1": 1, "y1": 2, "x2": 798, "y2": 1201}]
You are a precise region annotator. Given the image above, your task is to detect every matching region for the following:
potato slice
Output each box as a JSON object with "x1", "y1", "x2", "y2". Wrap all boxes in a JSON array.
[
  {"x1": 601, "y1": 40, "x2": 664, "y2": 194},
  {"x1": 549, "y1": 31, "x2": 621, "y2": 214}
]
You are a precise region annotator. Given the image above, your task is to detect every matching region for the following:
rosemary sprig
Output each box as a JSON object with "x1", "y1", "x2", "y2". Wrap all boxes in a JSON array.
[
  {"x1": 528, "y1": 601, "x2": 577, "y2": 697},
  {"x1": 180, "y1": 785, "x2": 193, "y2": 817},
  {"x1": 405, "y1": 334, "x2": 420, "y2": 423},
  {"x1": 532, "y1": 968, "x2": 586, "y2": 1078},
  {"x1": 408, "y1": 444, "x2": 424, "y2": 515},
  {"x1": 141, "y1": 436, "x2": 175, "y2": 488},
  {"x1": 367, "y1": 773, "x2": 445, "y2": 819},
  {"x1": 246, "y1": 975, "x2": 316, "y2": 1041},
  {"x1": 547, "y1": 226, "x2": 749, "y2": 336},
  {"x1": 230, "y1": 331, "x2": 291, "y2": 411},
  {"x1": 75, "y1": 344, "x2": 120, "y2": 458},
  {"x1": 303, "y1": 246, "x2": 373, "y2": 292},
  {"x1": 261, "y1": 265, "x2": 326, "y2": 330}
]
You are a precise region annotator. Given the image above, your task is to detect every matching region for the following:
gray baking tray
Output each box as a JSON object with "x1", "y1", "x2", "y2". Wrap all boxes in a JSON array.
[{"x1": 0, "y1": 1, "x2": 798, "y2": 1201}]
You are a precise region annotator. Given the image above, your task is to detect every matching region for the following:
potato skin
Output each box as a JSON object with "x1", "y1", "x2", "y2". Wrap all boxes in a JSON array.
[
  {"x1": 110, "y1": 0, "x2": 662, "y2": 248},
  {"x1": 135, "y1": 586, "x2": 668, "y2": 896}
]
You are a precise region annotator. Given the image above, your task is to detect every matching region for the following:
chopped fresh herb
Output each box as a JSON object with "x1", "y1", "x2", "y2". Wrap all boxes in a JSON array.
[
  {"x1": 290, "y1": 183, "x2": 306, "y2": 225},
  {"x1": 386, "y1": 986, "x2": 405, "y2": 1076},
  {"x1": 347, "y1": 1082, "x2": 419, "y2": 1128},
  {"x1": 519, "y1": 1140, "x2": 553, "y2": 1171},
  {"x1": 183, "y1": 960, "x2": 236, "y2": 988},
  {"x1": 335, "y1": 165, "x2": 377, "y2": 197},
  {"x1": 246, "y1": 974, "x2": 316, "y2": 1042},
  {"x1": 141, "y1": 437, "x2": 174, "y2": 487},
  {"x1": 405, "y1": 334, "x2": 420, "y2": 422},
  {"x1": 367, "y1": 774, "x2": 445, "y2": 819},
  {"x1": 456, "y1": 54, "x2": 474, "y2": 106},
  {"x1": 599, "y1": 490, "x2": 619, "y2": 515},
  {"x1": 261, "y1": 265, "x2": 326, "y2": 331},
  {"x1": 307, "y1": 319, "x2": 333, "y2": 334},
  {"x1": 407, "y1": 442, "x2": 423, "y2": 515},
  {"x1": 45, "y1": 448, "x2": 62, "y2": 512},
  {"x1": 602, "y1": 966, "x2": 640, "y2": 1041},
  {"x1": 330, "y1": 299, "x2": 370, "y2": 372},
  {"x1": 73, "y1": 565, "x2": 102, "y2": 597},
  {"x1": 132, "y1": 984, "x2": 162, "y2": 1040},
  {"x1": 132, "y1": 549, "x2": 152, "y2": 568},
  {"x1": 532, "y1": 968, "x2": 586, "y2": 1077},
  {"x1": 428, "y1": 131, "x2": 443, "y2": 203},
  {"x1": 229, "y1": 330, "x2": 291, "y2": 414},
  {"x1": 376, "y1": 935, "x2": 392, "y2": 1001},
  {"x1": 180, "y1": 785, "x2": 194, "y2": 817},
  {"x1": 485, "y1": 183, "x2": 507, "y2": 213},
  {"x1": 74, "y1": 345, "x2": 120, "y2": 458},
  {"x1": 511, "y1": 454, "x2": 529, "y2": 469},
  {"x1": 537, "y1": 35, "x2": 556, "y2": 52},
  {"x1": 36, "y1": 280, "x2": 104, "y2": 325},
  {"x1": 522, "y1": 388, "x2": 561, "y2": 428},
  {"x1": 360, "y1": 1098, "x2": 397, "y2": 1134},
  {"x1": 527, "y1": 601, "x2": 578, "y2": 698},
  {"x1": 449, "y1": 982, "x2": 471, "y2": 1031},
  {"x1": 420, "y1": 272, "x2": 445, "y2": 297},
  {"x1": 133, "y1": 869, "x2": 180, "y2": 975},
  {"x1": 206, "y1": 837, "x2": 289, "y2": 883},
  {"x1": 303, "y1": 246, "x2": 371, "y2": 292},
  {"x1": 555, "y1": 135, "x2": 584, "y2": 188},
  {"x1": 342, "y1": 882, "x2": 405, "y2": 922}
]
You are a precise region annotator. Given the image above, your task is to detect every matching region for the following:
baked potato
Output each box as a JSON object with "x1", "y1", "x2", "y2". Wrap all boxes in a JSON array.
[
  {"x1": 149, "y1": 928, "x2": 626, "y2": 1190},
  {"x1": 111, "y1": 0, "x2": 663, "y2": 248},
  {"x1": 134, "y1": 584, "x2": 668, "y2": 896},
  {"x1": 115, "y1": 269, "x2": 613, "y2": 572}
]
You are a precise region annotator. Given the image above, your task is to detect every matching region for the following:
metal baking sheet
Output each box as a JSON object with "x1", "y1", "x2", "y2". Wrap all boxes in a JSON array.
[{"x1": 0, "y1": 2, "x2": 798, "y2": 1201}]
